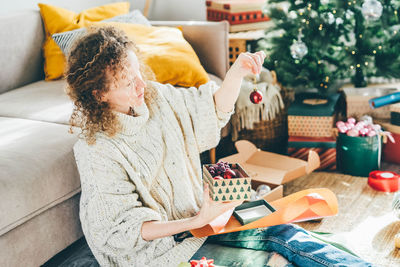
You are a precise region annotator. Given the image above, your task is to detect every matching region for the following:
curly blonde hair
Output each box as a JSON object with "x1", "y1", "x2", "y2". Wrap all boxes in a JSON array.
[{"x1": 65, "y1": 26, "x2": 155, "y2": 144}]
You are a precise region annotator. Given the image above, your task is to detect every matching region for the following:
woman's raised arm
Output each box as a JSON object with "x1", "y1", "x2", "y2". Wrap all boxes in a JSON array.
[{"x1": 214, "y1": 51, "x2": 266, "y2": 113}]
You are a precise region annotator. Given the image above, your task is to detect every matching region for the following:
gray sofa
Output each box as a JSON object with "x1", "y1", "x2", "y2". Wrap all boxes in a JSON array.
[{"x1": 0, "y1": 10, "x2": 229, "y2": 267}]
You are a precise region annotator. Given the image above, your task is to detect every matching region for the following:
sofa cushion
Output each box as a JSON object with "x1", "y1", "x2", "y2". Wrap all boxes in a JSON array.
[
  {"x1": 0, "y1": 10, "x2": 45, "y2": 94},
  {"x1": 0, "y1": 117, "x2": 80, "y2": 235},
  {"x1": 52, "y1": 10, "x2": 151, "y2": 55},
  {"x1": 53, "y1": 22, "x2": 210, "y2": 88},
  {"x1": 38, "y1": 2, "x2": 130, "y2": 81},
  {"x1": 0, "y1": 80, "x2": 72, "y2": 125}
]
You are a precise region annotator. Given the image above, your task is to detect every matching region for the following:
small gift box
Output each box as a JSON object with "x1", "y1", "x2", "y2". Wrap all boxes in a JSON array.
[
  {"x1": 344, "y1": 86, "x2": 398, "y2": 120},
  {"x1": 202, "y1": 163, "x2": 251, "y2": 202},
  {"x1": 288, "y1": 93, "x2": 341, "y2": 138},
  {"x1": 233, "y1": 199, "x2": 276, "y2": 225}
]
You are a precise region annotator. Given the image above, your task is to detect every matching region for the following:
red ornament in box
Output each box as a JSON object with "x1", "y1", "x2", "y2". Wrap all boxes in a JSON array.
[{"x1": 203, "y1": 163, "x2": 252, "y2": 201}]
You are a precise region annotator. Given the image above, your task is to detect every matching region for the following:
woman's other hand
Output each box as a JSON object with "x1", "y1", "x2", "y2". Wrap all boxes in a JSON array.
[
  {"x1": 193, "y1": 183, "x2": 244, "y2": 228},
  {"x1": 229, "y1": 51, "x2": 266, "y2": 78}
]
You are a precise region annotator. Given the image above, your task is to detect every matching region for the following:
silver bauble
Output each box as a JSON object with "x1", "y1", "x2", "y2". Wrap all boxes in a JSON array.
[
  {"x1": 323, "y1": 12, "x2": 335, "y2": 24},
  {"x1": 362, "y1": 0, "x2": 383, "y2": 21},
  {"x1": 290, "y1": 41, "x2": 308, "y2": 60},
  {"x1": 256, "y1": 184, "x2": 271, "y2": 198}
]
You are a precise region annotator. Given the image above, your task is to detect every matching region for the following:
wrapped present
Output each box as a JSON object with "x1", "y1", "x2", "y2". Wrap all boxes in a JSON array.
[
  {"x1": 391, "y1": 103, "x2": 400, "y2": 113},
  {"x1": 203, "y1": 163, "x2": 252, "y2": 201},
  {"x1": 382, "y1": 122, "x2": 400, "y2": 164},
  {"x1": 206, "y1": 9, "x2": 269, "y2": 25},
  {"x1": 288, "y1": 93, "x2": 341, "y2": 138},
  {"x1": 391, "y1": 103, "x2": 400, "y2": 126},
  {"x1": 206, "y1": 0, "x2": 266, "y2": 13},
  {"x1": 206, "y1": 0, "x2": 271, "y2": 32},
  {"x1": 343, "y1": 86, "x2": 399, "y2": 120},
  {"x1": 288, "y1": 136, "x2": 336, "y2": 171},
  {"x1": 391, "y1": 112, "x2": 400, "y2": 126}
]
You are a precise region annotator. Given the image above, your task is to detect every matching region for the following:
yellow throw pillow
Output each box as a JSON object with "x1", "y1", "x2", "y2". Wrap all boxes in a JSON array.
[
  {"x1": 38, "y1": 2, "x2": 130, "y2": 80},
  {"x1": 95, "y1": 22, "x2": 209, "y2": 87}
]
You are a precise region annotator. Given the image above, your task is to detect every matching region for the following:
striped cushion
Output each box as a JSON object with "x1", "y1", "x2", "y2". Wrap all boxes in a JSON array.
[
  {"x1": 52, "y1": 10, "x2": 151, "y2": 55},
  {"x1": 52, "y1": 28, "x2": 86, "y2": 55}
]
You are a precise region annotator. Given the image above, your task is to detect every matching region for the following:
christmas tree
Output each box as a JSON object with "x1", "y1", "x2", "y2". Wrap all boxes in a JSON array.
[{"x1": 257, "y1": 0, "x2": 400, "y2": 93}]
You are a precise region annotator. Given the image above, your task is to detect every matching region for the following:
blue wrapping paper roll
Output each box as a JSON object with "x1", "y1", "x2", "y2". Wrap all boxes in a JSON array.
[{"x1": 369, "y1": 92, "x2": 400, "y2": 108}]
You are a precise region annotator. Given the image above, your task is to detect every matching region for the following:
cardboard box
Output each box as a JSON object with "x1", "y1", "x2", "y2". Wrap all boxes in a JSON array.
[
  {"x1": 218, "y1": 140, "x2": 320, "y2": 199},
  {"x1": 343, "y1": 86, "x2": 399, "y2": 120},
  {"x1": 203, "y1": 163, "x2": 252, "y2": 201},
  {"x1": 233, "y1": 199, "x2": 276, "y2": 225}
]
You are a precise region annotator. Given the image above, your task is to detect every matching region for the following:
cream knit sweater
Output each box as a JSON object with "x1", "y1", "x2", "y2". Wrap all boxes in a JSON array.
[{"x1": 73, "y1": 81, "x2": 233, "y2": 267}]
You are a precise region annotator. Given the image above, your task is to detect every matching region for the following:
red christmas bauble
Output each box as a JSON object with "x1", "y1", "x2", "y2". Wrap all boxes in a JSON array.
[
  {"x1": 223, "y1": 169, "x2": 236, "y2": 179},
  {"x1": 250, "y1": 89, "x2": 263, "y2": 104}
]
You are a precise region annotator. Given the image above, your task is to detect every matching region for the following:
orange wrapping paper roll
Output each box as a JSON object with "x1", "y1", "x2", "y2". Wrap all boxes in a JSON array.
[{"x1": 191, "y1": 188, "x2": 338, "y2": 238}]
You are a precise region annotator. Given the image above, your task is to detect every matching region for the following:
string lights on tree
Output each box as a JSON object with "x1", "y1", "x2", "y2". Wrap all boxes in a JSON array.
[{"x1": 257, "y1": 0, "x2": 400, "y2": 92}]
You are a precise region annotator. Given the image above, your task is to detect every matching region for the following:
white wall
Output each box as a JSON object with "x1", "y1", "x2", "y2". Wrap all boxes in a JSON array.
[
  {"x1": 0, "y1": 0, "x2": 207, "y2": 21},
  {"x1": 147, "y1": 0, "x2": 206, "y2": 21}
]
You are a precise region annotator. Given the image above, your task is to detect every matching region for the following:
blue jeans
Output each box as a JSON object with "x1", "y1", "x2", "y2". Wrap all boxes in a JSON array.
[{"x1": 190, "y1": 224, "x2": 375, "y2": 267}]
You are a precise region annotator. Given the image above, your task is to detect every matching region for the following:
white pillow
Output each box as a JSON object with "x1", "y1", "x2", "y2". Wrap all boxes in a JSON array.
[
  {"x1": 52, "y1": 10, "x2": 151, "y2": 55},
  {"x1": 102, "y1": 9, "x2": 151, "y2": 26}
]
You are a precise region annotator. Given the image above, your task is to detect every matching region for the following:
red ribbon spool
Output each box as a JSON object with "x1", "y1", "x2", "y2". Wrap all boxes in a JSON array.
[{"x1": 368, "y1": 171, "x2": 400, "y2": 192}]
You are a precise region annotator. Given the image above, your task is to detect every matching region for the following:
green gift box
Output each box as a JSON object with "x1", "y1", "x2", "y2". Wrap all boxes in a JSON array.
[
  {"x1": 233, "y1": 199, "x2": 276, "y2": 225},
  {"x1": 202, "y1": 163, "x2": 252, "y2": 202}
]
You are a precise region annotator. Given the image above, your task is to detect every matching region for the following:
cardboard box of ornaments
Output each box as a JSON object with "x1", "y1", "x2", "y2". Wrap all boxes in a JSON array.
[{"x1": 203, "y1": 140, "x2": 320, "y2": 202}]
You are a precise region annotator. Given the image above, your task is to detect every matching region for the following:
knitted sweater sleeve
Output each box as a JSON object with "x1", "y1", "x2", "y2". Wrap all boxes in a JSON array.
[
  {"x1": 158, "y1": 81, "x2": 234, "y2": 153},
  {"x1": 74, "y1": 142, "x2": 165, "y2": 260}
]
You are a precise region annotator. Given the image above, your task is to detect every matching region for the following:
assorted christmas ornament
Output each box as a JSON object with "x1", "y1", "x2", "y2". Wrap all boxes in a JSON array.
[
  {"x1": 230, "y1": 67, "x2": 285, "y2": 141},
  {"x1": 361, "y1": 0, "x2": 383, "y2": 21},
  {"x1": 250, "y1": 75, "x2": 263, "y2": 104},
  {"x1": 251, "y1": 184, "x2": 272, "y2": 201},
  {"x1": 290, "y1": 29, "x2": 308, "y2": 60},
  {"x1": 258, "y1": 0, "x2": 400, "y2": 92},
  {"x1": 322, "y1": 12, "x2": 335, "y2": 25},
  {"x1": 207, "y1": 162, "x2": 238, "y2": 179},
  {"x1": 336, "y1": 116, "x2": 394, "y2": 142}
]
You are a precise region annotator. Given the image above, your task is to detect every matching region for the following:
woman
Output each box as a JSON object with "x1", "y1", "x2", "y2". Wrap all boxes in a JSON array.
[{"x1": 66, "y1": 26, "x2": 373, "y2": 267}]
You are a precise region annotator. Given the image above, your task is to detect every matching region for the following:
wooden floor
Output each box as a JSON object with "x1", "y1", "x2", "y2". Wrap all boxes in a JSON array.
[
  {"x1": 44, "y1": 163, "x2": 400, "y2": 266},
  {"x1": 284, "y1": 164, "x2": 400, "y2": 267}
]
